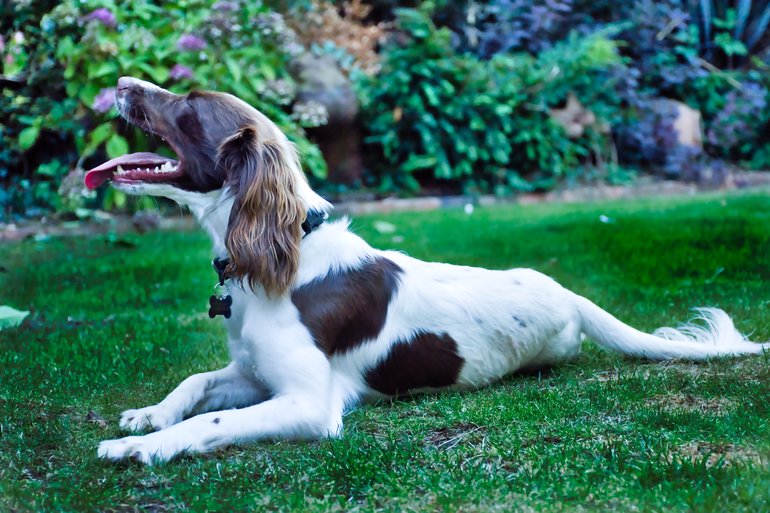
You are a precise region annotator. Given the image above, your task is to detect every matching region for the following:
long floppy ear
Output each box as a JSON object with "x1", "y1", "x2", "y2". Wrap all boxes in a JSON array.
[{"x1": 217, "y1": 126, "x2": 305, "y2": 296}]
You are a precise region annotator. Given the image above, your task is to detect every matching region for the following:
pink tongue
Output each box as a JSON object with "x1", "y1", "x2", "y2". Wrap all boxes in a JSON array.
[{"x1": 84, "y1": 152, "x2": 177, "y2": 189}]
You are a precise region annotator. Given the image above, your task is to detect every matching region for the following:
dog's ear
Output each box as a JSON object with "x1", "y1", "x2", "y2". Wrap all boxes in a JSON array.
[{"x1": 217, "y1": 126, "x2": 305, "y2": 296}]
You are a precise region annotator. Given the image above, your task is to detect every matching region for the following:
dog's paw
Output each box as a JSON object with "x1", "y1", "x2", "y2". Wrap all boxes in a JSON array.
[
  {"x1": 98, "y1": 436, "x2": 156, "y2": 464},
  {"x1": 119, "y1": 406, "x2": 179, "y2": 432},
  {"x1": 98, "y1": 434, "x2": 182, "y2": 465}
]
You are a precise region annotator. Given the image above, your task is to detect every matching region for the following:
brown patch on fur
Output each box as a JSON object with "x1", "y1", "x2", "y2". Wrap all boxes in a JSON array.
[
  {"x1": 291, "y1": 258, "x2": 403, "y2": 354},
  {"x1": 218, "y1": 126, "x2": 305, "y2": 296},
  {"x1": 365, "y1": 332, "x2": 464, "y2": 396}
]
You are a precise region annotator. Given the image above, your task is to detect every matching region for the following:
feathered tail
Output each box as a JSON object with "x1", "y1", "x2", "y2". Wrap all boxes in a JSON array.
[{"x1": 574, "y1": 294, "x2": 769, "y2": 360}]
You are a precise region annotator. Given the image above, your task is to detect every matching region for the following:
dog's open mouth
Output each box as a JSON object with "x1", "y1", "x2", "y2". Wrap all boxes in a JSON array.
[{"x1": 84, "y1": 152, "x2": 182, "y2": 190}]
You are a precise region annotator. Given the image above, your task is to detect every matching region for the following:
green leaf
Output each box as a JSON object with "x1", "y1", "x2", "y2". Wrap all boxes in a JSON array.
[
  {"x1": 402, "y1": 155, "x2": 437, "y2": 172},
  {"x1": 36, "y1": 161, "x2": 65, "y2": 177},
  {"x1": 18, "y1": 126, "x2": 40, "y2": 150},
  {"x1": 136, "y1": 63, "x2": 169, "y2": 84},
  {"x1": 66, "y1": 81, "x2": 80, "y2": 98},
  {"x1": 106, "y1": 134, "x2": 129, "y2": 159},
  {"x1": 0, "y1": 306, "x2": 30, "y2": 330},
  {"x1": 104, "y1": 189, "x2": 127, "y2": 210},
  {"x1": 422, "y1": 84, "x2": 439, "y2": 106},
  {"x1": 82, "y1": 123, "x2": 115, "y2": 157},
  {"x1": 225, "y1": 57, "x2": 243, "y2": 84},
  {"x1": 57, "y1": 37, "x2": 75, "y2": 60},
  {"x1": 89, "y1": 61, "x2": 119, "y2": 79}
]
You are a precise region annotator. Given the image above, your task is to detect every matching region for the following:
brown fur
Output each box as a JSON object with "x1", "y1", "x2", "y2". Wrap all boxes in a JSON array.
[
  {"x1": 291, "y1": 258, "x2": 403, "y2": 354},
  {"x1": 364, "y1": 332, "x2": 464, "y2": 396},
  {"x1": 218, "y1": 126, "x2": 305, "y2": 296}
]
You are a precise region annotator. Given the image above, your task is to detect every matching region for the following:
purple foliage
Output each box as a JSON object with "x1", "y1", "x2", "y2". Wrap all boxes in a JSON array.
[
  {"x1": 92, "y1": 88, "x2": 116, "y2": 113},
  {"x1": 212, "y1": 1, "x2": 238, "y2": 11},
  {"x1": 707, "y1": 83, "x2": 768, "y2": 151},
  {"x1": 474, "y1": 0, "x2": 575, "y2": 57},
  {"x1": 85, "y1": 7, "x2": 117, "y2": 28},
  {"x1": 177, "y1": 33, "x2": 207, "y2": 51},
  {"x1": 614, "y1": 98, "x2": 717, "y2": 181},
  {"x1": 620, "y1": 1, "x2": 704, "y2": 92},
  {"x1": 169, "y1": 64, "x2": 194, "y2": 80}
]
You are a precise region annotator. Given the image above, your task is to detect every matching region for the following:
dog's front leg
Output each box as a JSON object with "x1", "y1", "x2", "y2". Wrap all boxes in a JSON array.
[
  {"x1": 99, "y1": 342, "x2": 340, "y2": 464},
  {"x1": 119, "y1": 362, "x2": 268, "y2": 432},
  {"x1": 99, "y1": 390, "x2": 335, "y2": 464}
]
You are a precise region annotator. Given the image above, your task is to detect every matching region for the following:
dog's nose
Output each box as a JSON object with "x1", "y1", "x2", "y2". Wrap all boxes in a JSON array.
[
  {"x1": 117, "y1": 76, "x2": 139, "y2": 93},
  {"x1": 117, "y1": 76, "x2": 166, "y2": 98}
]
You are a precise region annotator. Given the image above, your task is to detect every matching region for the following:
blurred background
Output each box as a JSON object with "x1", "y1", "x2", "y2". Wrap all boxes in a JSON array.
[{"x1": 2, "y1": 0, "x2": 770, "y2": 221}]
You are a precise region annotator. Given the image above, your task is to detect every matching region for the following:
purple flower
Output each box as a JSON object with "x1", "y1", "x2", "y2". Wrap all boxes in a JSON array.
[
  {"x1": 213, "y1": 1, "x2": 238, "y2": 11},
  {"x1": 169, "y1": 64, "x2": 194, "y2": 80},
  {"x1": 177, "y1": 34, "x2": 207, "y2": 51},
  {"x1": 92, "y1": 87, "x2": 116, "y2": 113},
  {"x1": 85, "y1": 8, "x2": 116, "y2": 28}
]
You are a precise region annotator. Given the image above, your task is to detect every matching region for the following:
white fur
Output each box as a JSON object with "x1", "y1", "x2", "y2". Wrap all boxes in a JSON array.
[{"x1": 98, "y1": 144, "x2": 769, "y2": 466}]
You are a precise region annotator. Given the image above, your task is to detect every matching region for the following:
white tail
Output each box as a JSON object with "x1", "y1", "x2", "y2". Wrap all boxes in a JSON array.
[{"x1": 574, "y1": 295, "x2": 770, "y2": 360}]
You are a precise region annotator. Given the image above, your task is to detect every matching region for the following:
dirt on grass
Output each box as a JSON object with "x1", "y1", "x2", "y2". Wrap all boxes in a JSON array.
[
  {"x1": 422, "y1": 422, "x2": 487, "y2": 450},
  {"x1": 645, "y1": 393, "x2": 736, "y2": 415},
  {"x1": 668, "y1": 441, "x2": 765, "y2": 468}
]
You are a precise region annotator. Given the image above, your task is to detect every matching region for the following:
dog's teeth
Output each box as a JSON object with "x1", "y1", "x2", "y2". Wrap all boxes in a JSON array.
[{"x1": 116, "y1": 165, "x2": 126, "y2": 175}]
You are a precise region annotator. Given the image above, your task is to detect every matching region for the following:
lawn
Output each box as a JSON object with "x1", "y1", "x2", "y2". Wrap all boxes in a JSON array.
[{"x1": 1, "y1": 191, "x2": 770, "y2": 512}]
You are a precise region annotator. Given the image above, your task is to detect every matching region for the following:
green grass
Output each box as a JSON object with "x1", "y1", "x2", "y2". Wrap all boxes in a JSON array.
[{"x1": 2, "y1": 191, "x2": 770, "y2": 512}]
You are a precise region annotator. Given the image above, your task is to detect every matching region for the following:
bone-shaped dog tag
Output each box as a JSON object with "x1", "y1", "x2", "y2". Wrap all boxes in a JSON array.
[{"x1": 208, "y1": 294, "x2": 232, "y2": 318}]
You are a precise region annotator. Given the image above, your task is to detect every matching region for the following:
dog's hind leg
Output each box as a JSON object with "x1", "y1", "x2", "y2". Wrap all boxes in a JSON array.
[
  {"x1": 118, "y1": 361, "x2": 269, "y2": 432},
  {"x1": 526, "y1": 318, "x2": 583, "y2": 368}
]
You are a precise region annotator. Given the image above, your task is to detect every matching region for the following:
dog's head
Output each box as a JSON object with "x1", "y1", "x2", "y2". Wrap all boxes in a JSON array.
[{"x1": 85, "y1": 77, "x2": 312, "y2": 295}]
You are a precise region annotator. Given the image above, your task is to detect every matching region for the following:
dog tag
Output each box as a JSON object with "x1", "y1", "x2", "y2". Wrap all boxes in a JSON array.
[{"x1": 208, "y1": 294, "x2": 232, "y2": 319}]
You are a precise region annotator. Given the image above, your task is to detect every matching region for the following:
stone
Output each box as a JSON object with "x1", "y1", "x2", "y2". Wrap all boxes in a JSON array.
[{"x1": 291, "y1": 54, "x2": 363, "y2": 184}]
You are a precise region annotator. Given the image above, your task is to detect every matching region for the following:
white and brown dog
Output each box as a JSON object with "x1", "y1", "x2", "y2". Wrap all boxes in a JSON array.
[{"x1": 87, "y1": 77, "x2": 768, "y2": 464}]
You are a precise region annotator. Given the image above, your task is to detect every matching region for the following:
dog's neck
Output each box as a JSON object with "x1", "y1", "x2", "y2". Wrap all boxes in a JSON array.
[{"x1": 182, "y1": 186, "x2": 331, "y2": 258}]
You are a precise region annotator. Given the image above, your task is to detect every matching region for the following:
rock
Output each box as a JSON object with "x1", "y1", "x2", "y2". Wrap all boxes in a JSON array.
[
  {"x1": 291, "y1": 54, "x2": 363, "y2": 184},
  {"x1": 648, "y1": 98, "x2": 702, "y2": 149},
  {"x1": 615, "y1": 97, "x2": 708, "y2": 182}
]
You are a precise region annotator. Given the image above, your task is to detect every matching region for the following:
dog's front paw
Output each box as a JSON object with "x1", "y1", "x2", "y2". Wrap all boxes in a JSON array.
[
  {"x1": 98, "y1": 436, "x2": 155, "y2": 464},
  {"x1": 98, "y1": 434, "x2": 181, "y2": 465},
  {"x1": 119, "y1": 406, "x2": 179, "y2": 432}
]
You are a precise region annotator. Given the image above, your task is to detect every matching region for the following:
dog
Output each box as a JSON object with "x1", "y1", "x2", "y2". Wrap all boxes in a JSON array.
[{"x1": 87, "y1": 77, "x2": 769, "y2": 464}]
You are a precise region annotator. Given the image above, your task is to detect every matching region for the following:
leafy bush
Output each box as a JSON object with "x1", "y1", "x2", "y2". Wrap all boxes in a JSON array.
[
  {"x1": 473, "y1": 0, "x2": 577, "y2": 58},
  {"x1": 692, "y1": 1, "x2": 770, "y2": 70},
  {"x1": 358, "y1": 7, "x2": 622, "y2": 194},
  {"x1": 2, "y1": 0, "x2": 328, "y2": 219},
  {"x1": 706, "y1": 81, "x2": 769, "y2": 162},
  {"x1": 1, "y1": 1, "x2": 83, "y2": 217},
  {"x1": 5, "y1": 0, "x2": 770, "y2": 219},
  {"x1": 436, "y1": 0, "x2": 770, "y2": 181}
]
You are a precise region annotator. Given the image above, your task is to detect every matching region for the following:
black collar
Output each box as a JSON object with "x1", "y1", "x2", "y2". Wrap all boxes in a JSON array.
[{"x1": 301, "y1": 208, "x2": 327, "y2": 237}]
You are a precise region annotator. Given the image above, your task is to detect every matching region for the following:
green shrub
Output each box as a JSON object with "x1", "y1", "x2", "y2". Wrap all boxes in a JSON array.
[
  {"x1": 1, "y1": 1, "x2": 83, "y2": 217},
  {"x1": 358, "y1": 7, "x2": 622, "y2": 194},
  {"x1": 2, "y1": 0, "x2": 327, "y2": 218}
]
